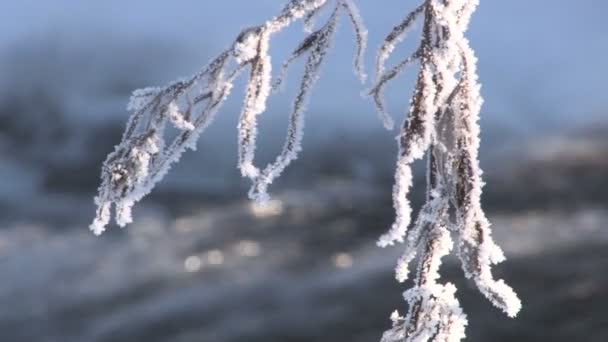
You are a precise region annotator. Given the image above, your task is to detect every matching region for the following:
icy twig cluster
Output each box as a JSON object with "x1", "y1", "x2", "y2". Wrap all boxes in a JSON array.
[
  {"x1": 90, "y1": 0, "x2": 520, "y2": 340},
  {"x1": 371, "y1": 1, "x2": 521, "y2": 341},
  {"x1": 90, "y1": 0, "x2": 367, "y2": 235}
]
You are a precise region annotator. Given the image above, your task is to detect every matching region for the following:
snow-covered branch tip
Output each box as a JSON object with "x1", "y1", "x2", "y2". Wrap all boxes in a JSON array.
[
  {"x1": 370, "y1": 0, "x2": 521, "y2": 341},
  {"x1": 90, "y1": 0, "x2": 368, "y2": 235}
]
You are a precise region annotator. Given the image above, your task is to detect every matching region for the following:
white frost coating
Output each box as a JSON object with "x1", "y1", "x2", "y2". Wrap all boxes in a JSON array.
[
  {"x1": 375, "y1": 3, "x2": 424, "y2": 81},
  {"x1": 90, "y1": 128, "x2": 164, "y2": 234},
  {"x1": 378, "y1": 65, "x2": 436, "y2": 248},
  {"x1": 237, "y1": 0, "x2": 367, "y2": 187},
  {"x1": 395, "y1": 196, "x2": 447, "y2": 282},
  {"x1": 90, "y1": 0, "x2": 334, "y2": 233},
  {"x1": 380, "y1": 311, "x2": 407, "y2": 342},
  {"x1": 341, "y1": 0, "x2": 368, "y2": 83},
  {"x1": 368, "y1": 54, "x2": 418, "y2": 130},
  {"x1": 233, "y1": 30, "x2": 260, "y2": 64},
  {"x1": 91, "y1": 0, "x2": 371, "y2": 234},
  {"x1": 378, "y1": 159, "x2": 413, "y2": 247},
  {"x1": 419, "y1": 65, "x2": 438, "y2": 144},
  {"x1": 372, "y1": 1, "x2": 520, "y2": 340},
  {"x1": 126, "y1": 87, "x2": 160, "y2": 112},
  {"x1": 384, "y1": 225, "x2": 468, "y2": 342},
  {"x1": 400, "y1": 284, "x2": 468, "y2": 342},
  {"x1": 452, "y1": 28, "x2": 521, "y2": 318},
  {"x1": 90, "y1": 200, "x2": 110, "y2": 236},
  {"x1": 90, "y1": 2, "x2": 519, "y2": 340},
  {"x1": 371, "y1": 15, "x2": 423, "y2": 129},
  {"x1": 167, "y1": 101, "x2": 195, "y2": 131},
  {"x1": 238, "y1": 1, "x2": 369, "y2": 201},
  {"x1": 116, "y1": 200, "x2": 134, "y2": 227},
  {"x1": 303, "y1": 0, "x2": 329, "y2": 33},
  {"x1": 237, "y1": 29, "x2": 272, "y2": 180},
  {"x1": 249, "y1": 7, "x2": 338, "y2": 202}
]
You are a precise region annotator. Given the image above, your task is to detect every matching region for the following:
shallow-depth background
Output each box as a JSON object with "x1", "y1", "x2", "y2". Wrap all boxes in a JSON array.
[{"x1": 1, "y1": 1, "x2": 607, "y2": 341}]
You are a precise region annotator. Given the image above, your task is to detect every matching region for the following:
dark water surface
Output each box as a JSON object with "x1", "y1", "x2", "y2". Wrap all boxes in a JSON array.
[{"x1": 1, "y1": 182, "x2": 606, "y2": 342}]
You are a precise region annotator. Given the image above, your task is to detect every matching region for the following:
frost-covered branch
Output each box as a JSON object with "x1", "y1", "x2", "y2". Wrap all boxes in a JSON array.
[
  {"x1": 90, "y1": 1, "x2": 519, "y2": 340},
  {"x1": 90, "y1": 0, "x2": 367, "y2": 235},
  {"x1": 371, "y1": 1, "x2": 521, "y2": 341}
]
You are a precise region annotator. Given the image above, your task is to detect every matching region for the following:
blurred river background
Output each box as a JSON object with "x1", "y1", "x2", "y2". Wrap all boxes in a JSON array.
[{"x1": 0, "y1": 1, "x2": 607, "y2": 341}]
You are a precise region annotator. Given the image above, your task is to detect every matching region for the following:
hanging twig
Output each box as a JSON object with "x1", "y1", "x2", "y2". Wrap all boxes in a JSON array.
[{"x1": 372, "y1": 1, "x2": 521, "y2": 341}]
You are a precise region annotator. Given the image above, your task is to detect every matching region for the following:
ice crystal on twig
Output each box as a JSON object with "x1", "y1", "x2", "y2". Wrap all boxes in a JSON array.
[
  {"x1": 90, "y1": 0, "x2": 367, "y2": 235},
  {"x1": 370, "y1": 0, "x2": 521, "y2": 340}
]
